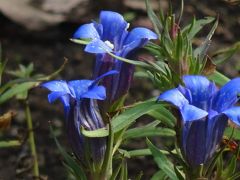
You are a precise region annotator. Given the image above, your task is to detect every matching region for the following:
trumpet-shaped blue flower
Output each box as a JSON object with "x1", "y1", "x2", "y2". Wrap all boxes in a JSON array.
[
  {"x1": 42, "y1": 70, "x2": 118, "y2": 163},
  {"x1": 158, "y1": 75, "x2": 240, "y2": 166},
  {"x1": 73, "y1": 11, "x2": 157, "y2": 102}
]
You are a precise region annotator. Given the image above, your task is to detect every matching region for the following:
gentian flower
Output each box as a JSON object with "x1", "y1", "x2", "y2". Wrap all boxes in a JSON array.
[
  {"x1": 42, "y1": 70, "x2": 118, "y2": 163},
  {"x1": 158, "y1": 75, "x2": 240, "y2": 167},
  {"x1": 73, "y1": 11, "x2": 157, "y2": 102}
]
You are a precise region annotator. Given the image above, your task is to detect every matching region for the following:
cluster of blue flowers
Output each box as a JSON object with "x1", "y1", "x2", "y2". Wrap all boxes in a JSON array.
[
  {"x1": 42, "y1": 10, "x2": 240, "y2": 169},
  {"x1": 158, "y1": 75, "x2": 240, "y2": 166},
  {"x1": 42, "y1": 11, "x2": 157, "y2": 163}
]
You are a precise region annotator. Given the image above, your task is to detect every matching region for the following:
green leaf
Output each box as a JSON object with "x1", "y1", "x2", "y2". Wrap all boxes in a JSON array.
[
  {"x1": 174, "y1": 166, "x2": 185, "y2": 180},
  {"x1": 0, "y1": 82, "x2": 38, "y2": 104},
  {"x1": 81, "y1": 126, "x2": 108, "y2": 137},
  {"x1": 107, "y1": 51, "x2": 152, "y2": 69},
  {"x1": 182, "y1": 17, "x2": 215, "y2": 40},
  {"x1": 229, "y1": 171, "x2": 240, "y2": 180},
  {"x1": 145, "y1": 0, "x2": 162, "y2": 36},
  {"x1": 123, "y1": 126, "x2": 175, "y2": 140},
  {"x1": 224, "y1": 127, "x2": 240, "y2": 140},
  {"x1": 70, "y1": 38, "x2": 90, "y2": 45},
  {"x1": 147, "y1": 139, "x2": 179, "y2": 180},
  {"x1": 110, "y1": 160, "x2": 122, "y2": 180},
  {"x1": 151, "y1": 170, "x2": 168, "y2": 180},
  {"x1": 50, "y1": 126, "x2": 87, "y2": 180},
  {"x1": 8, "y1": 63, "x2": 34, "y2": 78},
  {"x1": 124, "y1": 149, "x2": 152, "y2": 157},
  {"x1": 119, "y1": 148, "x2": 169, "y2": 157},
  {"x1": 0, "y1": 140, "x2": 21, "y2": 148},
  {"x1": 216, "y1": 152, "x2": 223, "y2": 179},
  {"x1": 119, "y1": 160, "x2": 128, "y2": 180},
  {"x1": 212, "y1": 41, "x2": 240, "y2": 64},
  {"x1": 109, "y1": 95, "x2": 127, "y2": 113},
  {"x1": 112, "y1": 101, "x2": 165, "y2": 133},
  {"x1": 221, "y1": 155, "x2": 237, "y2": 179},
  {"x1": 208, "y1": 71, "x2": 230, "y2": 86},
  {"x1": 134, "y1": 71, "x2": 150, "y2": 79},
  {"x1": 0, "y1": 46, "x2": 7, "y2": 86},
  {"x1": 82, "y1": 101, "x2": 167, "y2": 138},
  {"x1": 194, "y1": 18, "x2": 218, "y2": 61},
  {"x1": 148, "y1": 107, "x2": 176, "y2": 128}
]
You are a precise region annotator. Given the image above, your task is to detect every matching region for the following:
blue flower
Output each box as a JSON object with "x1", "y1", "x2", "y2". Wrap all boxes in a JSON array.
[
  {"x1": 73, "y1": 11, "x2": 157, "y2": 102},
  {"x1": 42, "y1": 70, "x2": 118, "y2": 163},
  {"x1": 158, "y1": 75, "x2": 240, "y2": 166}
]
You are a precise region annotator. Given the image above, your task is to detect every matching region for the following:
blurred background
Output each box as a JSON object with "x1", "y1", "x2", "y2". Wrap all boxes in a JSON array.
[{"x1": 0, "y1": 0, "x2": 240, "y2": 179}]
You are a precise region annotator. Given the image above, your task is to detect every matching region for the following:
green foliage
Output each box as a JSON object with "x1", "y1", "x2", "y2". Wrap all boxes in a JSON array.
[
  {"x1": 142, "y1": 0, "x2": 218, "y2": 91},
  {"x1": 0, "y1": 44, "x2": 7, "y2": 86},
  {"x1": 225, "y1": 127, "x2": 240, "y2": 140},
  {"x1": 0, "y1": 140, "x2": 21, "y2": 148},
  {"x1": 123, "y1": 122, "x2": 175, "y2": 140},
  {"x1": 215, "y1": 150, "x2": 240, "y2": 180},
  {"x1": 50, "y1": 126, "x2": 87, "y2": 180},
  {"x1": 208, "y1": 71, "x2": 230, "y2": 86},
  {"x1": 0, "y1": 59, "x2": 67, "y2": 104},
  {"x1": 82, "y1": 100, "x2": 173, "y2": 137},
  {"x1": 212, "y1": 41, "x2": 240, "y2": 64},
  {"x1": 147, "y1": 138, "x2": 179, "y2": 180},
  {"x1": 2, "y1": 1, "x2": 240, "y2": 179}
]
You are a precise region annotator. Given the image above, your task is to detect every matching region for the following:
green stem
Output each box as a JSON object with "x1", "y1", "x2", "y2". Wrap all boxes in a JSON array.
[
  {"x1": 101, "y1": 121, "x2": 114, "y2": 179},
  {"x1": 25, "y1": 100, "x2": 39, "y2": 178}
]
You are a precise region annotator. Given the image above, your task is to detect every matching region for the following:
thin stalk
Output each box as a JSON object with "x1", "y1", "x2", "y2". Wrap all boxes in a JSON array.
[{"x1": 25, "y1": 100, "x2": 39, "y2": 178}]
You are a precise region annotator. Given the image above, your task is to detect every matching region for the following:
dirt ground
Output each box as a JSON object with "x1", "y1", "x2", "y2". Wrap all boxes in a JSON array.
[{"x1": 0, "y1": 0, "x2": 240, "y2": 179}]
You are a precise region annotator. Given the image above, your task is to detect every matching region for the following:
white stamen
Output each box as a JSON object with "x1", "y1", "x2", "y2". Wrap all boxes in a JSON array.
[
  {"x1": 104, "y1": 40, "x2": 114, "y2": 49},
  {"x1": 125, "y1": 23, "x2": 130, "y2": 31}
]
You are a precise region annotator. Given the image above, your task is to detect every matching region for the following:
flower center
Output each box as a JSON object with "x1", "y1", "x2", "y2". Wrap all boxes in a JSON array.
[
  {"x1": 125, "y1": 23, "x2": 130, "y2": 31},
  {"x1": 104, "y1": 40, "x2": 114, "y2": 49}
]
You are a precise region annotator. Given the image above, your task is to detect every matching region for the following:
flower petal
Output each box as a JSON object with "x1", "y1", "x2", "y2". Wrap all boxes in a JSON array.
[
  {"x1": 222, "y1": 107, "x2": 240, "y2": 126},
  {"x1": 181, "y1": 104, "x2": 208, "y2": 122},
  {"x1": 68, "y1": 80, "x2": 93, "y2": 100},
  {"x1": 124, "y1": 27, "x2": 157, "y2": 45},
  {"x1": 73, "y1": 23, "x2": 100, "y2": 40},
  {"x1": 158, "y1": 88, "x2": 189, "y2": 108},
  {"x1": 206, "y1": 113, "x2": 227, "y2": 160},
  {"x1": 48, "y1": 91, "x2": 67, "y2": 103},
  {"x1": 81, "y1": 86, "x2": 106, "y2": 100},
  {"x1": 91, "y1": 70, "x2": 119, "y2": 87},
  {"x1": 183, "y1": 75, "x2": 217, "y2": 110},
  {"x1": 213, "y1": 78, "x2": 240, "y2": 112},
  {"x1": 41, "y1": 80, "x2": 70, "y2": 93},
  {"x1": 99, "y1": 11, "x2": 128, "y2": 42},
  {"x1": 178, "y1": 85, "x2": 192, "y2": 103},
  {"x1": 120, "y1": 39, "x2": 148, "y2": 57},
  {"x1": 184, "y1": 119, "x2": 207, "y2": 166},
  {"x1": 85, "y1": 39, "x2": 113, "y2": 53},
  {"x1": 60, "y1": 95, "x2": 71, "y2": 117}
]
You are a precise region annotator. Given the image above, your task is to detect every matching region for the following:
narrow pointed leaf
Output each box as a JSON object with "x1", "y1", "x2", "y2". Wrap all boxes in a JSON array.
[
  {"x1": 0, "y1": 82, "x2": 38, "y2": 104},
  {"x1": 123, "y1": 127, "x2": 175, "y2": 139},
  {"x1": 50, "y1": 126, "x2": 87, "y2": 180},
  {"x1": 208, "y1": 71, "x2": 230, "y2": 86},
  {"x1": 147, "y1": 139, "x2": 179, "y2": 180}
]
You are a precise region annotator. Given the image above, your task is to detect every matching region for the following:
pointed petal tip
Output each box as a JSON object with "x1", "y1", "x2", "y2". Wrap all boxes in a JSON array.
[
  {"x1": 222, "y1": 107, "x2": 240, "y2": 126},
  {"x1": 181, "y1": 104, "x2": 208, "y2": 122},
  {"x1": 73, "y1": 23, "x2": 100, "y2": 40},
  {"x1": 158, "y1": 88, "x2": 189, "y2": 108}
]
